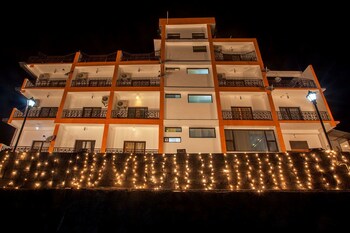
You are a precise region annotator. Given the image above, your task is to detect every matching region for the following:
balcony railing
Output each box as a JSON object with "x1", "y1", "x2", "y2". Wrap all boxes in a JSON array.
[
  {"x1": 117, "y1": 78, "x2": 160, "y2": 87},
  {"x1": 121, "y1": 51, "x2": 160, "y2": 61},
  {"x1": 27, "y1": 53, "x2": 75, "y2": 63},
  {"x1": 79, "y1": 52, "x2": 117, "y2": 62},
  {"x1": 11, "y1": 146, "x2": 49, "y2": 152},
  {"x1": 222, "y1": 110, "x2": 272, "y2": 120},
  {"x1": 71, "y1": 78, "x2": 112, "y2": 87},
  {"x1": 111, "y1": 109, "x2": 159, "y2": 119},
  {"x1": 219, "y1": 78, "x2": 263, "y2": 87},
  {"x1": 106, "y1": 148, "x2": 159, "y2": 153},
  {"x1": 277, "y1": 111, "x2": 330, "y2": 121},
  {"x1": 215, "y1": 51, "x2": 257, "y2": 61},
  {"x1": 268, "y1": 77, "x2": 317, "y2": 88},
  {"x1": 13, "y1": 108, "x2": 58, "y2": 118},
  {"x1": 25, "y1": 79, "x2": 66, "y2": 88},
  {"x1": 53, "y1": 147, "x2": 101, "y2": 153},
  {"x1": 62, "y1": 109, "x2": 107, "y2": 118}
]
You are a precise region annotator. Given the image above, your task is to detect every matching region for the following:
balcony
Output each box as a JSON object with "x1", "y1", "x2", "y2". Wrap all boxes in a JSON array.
[
  {"x1": 222, "y1": 110, "x2": 272, "y2": 120},
  {"x1": 277, "y1": 111, "x2": 330, "y2": 121},
  {"x1": 79, "y1": 52, "x2": 117, "y2": 62},
  {"x1": 62, "y1": 108, "x2": 107, "y2": 118},
  {"x1": 53, "y1": 147, "x2": 101, "y2": 153},
  {"x1": 117, "y1": 78, "x2": 160, "y2": 87},
  {"x1": 71, "y1": 78, "x2": 112, "y2": 87},
  {"x1": 106, "y1": 148, "x2": 158, "y2": 153},
  {"x1": 13, "y1": 107, "x2": 58, "y2": 118},
  {"x1": 25, "y1": 79, "x2": 66, "y2": 88},
  {"x1": 215, "y1": 51, "x2": 257, "y2": 62},
  {"x1": 121, "y1": 51, "x2": 160, "y2": 61},
  {"x1": 111, "y1": 108, "x2": 159, "y2": 119},
  {"x1": 27, "y1": 53, "x2": 75, "y2": 63},
  {"x1": 268, "y1": 77, "x2": 317, "y2": 88},
  {"x1": 218, "y1": 76, "x2": 263, "y2": 87}
]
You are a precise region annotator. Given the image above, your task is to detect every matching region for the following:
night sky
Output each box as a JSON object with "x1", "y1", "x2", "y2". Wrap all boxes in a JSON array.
[{"x1": 1, "y1": 3, "x2": 349, "y2": 144}]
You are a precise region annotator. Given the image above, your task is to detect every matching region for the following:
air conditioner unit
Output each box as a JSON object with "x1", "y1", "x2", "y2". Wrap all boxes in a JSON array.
[
  {"x1": 38, "y1": 73, "x2": 50, "y2": 80},
  {"x1": 76, "y1": 72, "x2": 88, "y2": 79},
  {"x1": 120, "y1": 73, "x2": 131, "y2": 80},
  {"x1": 116, "y1": 100, "x2": 128, "y2": 108},
  {"x1": 101, "y1": 96, "x2": 109, "y2": 107}
]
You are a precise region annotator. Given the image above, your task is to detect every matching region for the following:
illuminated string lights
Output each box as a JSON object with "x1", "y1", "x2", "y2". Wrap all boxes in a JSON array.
[
  {"x1": 276, "y1": 154, "x2": 287, "y2": 190},
  {"x1": 300, "y1": 153, "x2": 313, "y2": 190},
  {"x1": 233, "y1": 154, "x2": 241, "y2": 190},
  {"x1": 265, "y1": 154, "x2": 279, "y2": 190},
  {"x1": 285, "y1": 152, "x2": 304, "y2": 190},
  {"x1": 223, "y1": 154, "x2": 234, "y2": 191}
]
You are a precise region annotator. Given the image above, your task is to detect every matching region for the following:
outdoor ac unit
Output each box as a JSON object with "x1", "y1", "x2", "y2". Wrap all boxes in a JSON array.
[
  {"x1": 120, "y1": 73, "x2": 131, "y2": 80},
  {"x1": 116, "y1": 100, "x2": 128, "y2": 108},
  {"x1": 101, "y1": 96, "x2": 109, "y2": 107},
  {"x1": 76, "y1": 72, "x2": 88, "y2": 79},
  {"x1": 39, "y1": 73, "x2": 50, "y2": 80}
]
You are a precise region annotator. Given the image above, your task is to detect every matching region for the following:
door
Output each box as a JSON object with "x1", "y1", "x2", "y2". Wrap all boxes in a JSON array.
[
  {"x1": 279, "y1": 107, "x2": 302, "y2": 120},
  {"x1": 123, "y1": 141, "x2": 146, "y2": 154},
  {"x1": 231, "y1": 107, "x2": 253, "y2": 120},
  {"x1": 127, "y1": 107, "x2": 148, "y2": 118},
  {"x1": 74, "y1": 140, "x2": 96, "y2": 153},
  {"x1": 31, "y1": 141, "x2": 50, "y2": 152}
]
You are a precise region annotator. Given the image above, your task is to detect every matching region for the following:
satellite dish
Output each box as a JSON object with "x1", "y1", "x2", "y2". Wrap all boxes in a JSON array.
[{"x1": 45, "y1": 135, "x2": 56, "y2": 142}]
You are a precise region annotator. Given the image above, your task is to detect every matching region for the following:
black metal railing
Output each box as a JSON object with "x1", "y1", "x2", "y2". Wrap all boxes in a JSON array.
[
  {"x1": 71, "y1": 78, "x2": 112, "y2": 87},
  {"x1": 106, "y1": 148, "x2": 158, "y2": 153},
  {"x1": 53, "y1": 147, "x2": 101, "y2": 153},
  {"x1": 219, "y1": 78, "x2": 263, "y2": 87},
  {"x1": 117, "y1": 78, "x2": 160, "y2": 87},
  {"x1": 10, "y1": 146, "x2": 49, "y2": 152},
  {"x1": 13, "y1": 108, "x2": 58, "y2": 118},
  {"x1": 62, "y1": 109, "x2": 107, "y2": 118},
  {"x1": 27, "y1": 53, "x2": 75, "y2": 63},
  {"x1": 268, "y1": 78, "x2": 317, "y2": 88},
  {"x1": 215, "y1": 51, "x2": 257, "y2": 61},
  {"x1": 111, "y1": 109, "x2": 159, "y2": 119},
  {"x1": 121, "y1": 51, "x2": 160, "y2": 61},
  {"x1": 79, "y1": 52, "x2": 117, "y2": 62},
  {"x1": 25, "y1": 79, "x2": 66, "y2": 88},
  {"x1": 222, "y1": 110, "x2": 272, "y2": 120},
  {"x1": 277, "y1": 111, "x2": 330, "y2": 121}
]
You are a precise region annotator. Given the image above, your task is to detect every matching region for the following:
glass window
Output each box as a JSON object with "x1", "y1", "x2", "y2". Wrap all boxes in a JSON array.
[
  {"x1": 193, "y1": 46, "x2": 207, "y2": 52},
  {"x1": 166, "y1": 67, "x2": 180, "y2": 72},
  {"x1": 189, "y1": 128, "x2": 216, "y2": 138},
  {"x1": 188, "y1": 94, "x2": 212, "y2": 103},
  {"x1": 192, "y1": 33, "x2": 205, "y2": 39},
  {"x1": 167, "y1": 33, "x2": 180, "y2": 39},
  {"x1": 164, "y1": 137, "x2": 181, "y2": 143},
  {"x1": 165, "y1": 127, "x2": 182, "y2": 132},
  {"x1": 187, "y1": 68, "x2": 209, "y2": 75},
  {"x1": 165, "y1": 94, "x2": 181, "y2": 98}
]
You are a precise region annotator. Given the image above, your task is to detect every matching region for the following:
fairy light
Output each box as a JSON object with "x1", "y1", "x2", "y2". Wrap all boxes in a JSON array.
[
  {"x1": 276, "y1": 154, "x2": 287, "y2": 190},
  {"x1": 264, "y1": 154, "x2": 279, "y2": 190},
  {"x1": 285, "y1": 152, "x2": 304, "y2": 190},
  {"x1": 310, "y1": 153, "x2": 329, "y2": 189},
  {"x1": 115, "y1": 154, "x2": 132, "y2": 187},
  {"x1": 256, "y1": 154, "x2": 265, "y2": 192},
  {"x1": 158, "y1": 153, "x2": 167, "y2": 190},
  {"x1": 198, "y1": 154, "x2": 208, "y2": 190},
  {"x1": 223, "y1": 154, "x2": 234, "y2": 190},
  {"x1": 233, "y1": 154, "x2": 241, "y2": 190},
  {"x1": 245, "y1": 154, "x2": 256, "y2": 190},
  {"x1": 300, "y1": 153, "x2": 313, "y2": 190},
  {"x1": 173, "y1": 154, "x2": 180, "y2": 190},
  {"x1": 208, "y1": 153, "x2": 215, "y2": 190},
  {"x1": 132, "y1": 155, "x2": 139, "y2": 189},
  {"x1": 184, "y1": 153, "x2": 191, "y2": 190},
  {"x1": 150, "y1": 153, "x2": 157, "y2": 185}
]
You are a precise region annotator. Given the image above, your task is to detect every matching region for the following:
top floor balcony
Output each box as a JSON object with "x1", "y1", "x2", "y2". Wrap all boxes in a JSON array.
[
  {"x1": 27, "y1": 53, "x2": 75, "y2": 64},
  {"x1": 121, "y1": 51, "x2": 160, "y2": 61},
  {"x1": 79, "y1": 52, "x2": 117, "y2": 62},
  {"x1": 268, "y1": 77, "x2": 316, "y2": 88}
]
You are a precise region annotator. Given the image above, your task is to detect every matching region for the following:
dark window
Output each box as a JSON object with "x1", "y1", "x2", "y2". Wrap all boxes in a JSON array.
[
  {"x1": 231, "y1": 107, "x2": 253, "y2": 120},
  {"x1": 167, "y1": 33, "x2": 180, "y2": 39},
  {"x1": 188, "y1": 94, "x2": 212, "y2": 103},
  {"x1": 290, "y1": 141, "x2": 309, "y2": 150},
  {"x1": 165, "y1": 94, "x2": 181, "y2": 98},
  {"x1": 31, "y1": 141, "x2": 50, "y2": 152},
  {"x1": 279, "y1": 107, "x2": 303, "y2": 120},
  {"x1": 127, "y1": 107, "x2": 148, "y2": 118},
  {"x1": 192, "y1": 33, "x2": 205, "y2": 39},
  {"x1": 189, "y1": 128, "x2": 216, "y2": 138},
  {"x1": 164, "y1": 137, "x2": 181, "y2": 143},
  {"x1": 74, "y1": 140, "x2": 95, "y2": 153},
  {"x1": 193, "y1": 46, "x2": 207, "y2": 52},
  {"x1": 165, "y1": 67, "x2": 180, "y2": 72},
  {"x1": 82, "y1": 107, "x2": 102, "y2": 118},
  {"x1": 39, "y1": 107, "x2": 58, "y2": 118},
  {"x1": 187, "y1": 68, "x2": 209, "y2": 74},
  {"x1": 123, "y1": 141, "x2": 146, "y2": 153},
  {"x1": 165, "y1": 127, "x2": 182, "y2": 132},
  {"x1": 225, "y1": 129, "x2": 278, "y2": 152}
]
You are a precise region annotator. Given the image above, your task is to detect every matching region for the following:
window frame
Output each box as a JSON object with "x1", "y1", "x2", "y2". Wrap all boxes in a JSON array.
[
  {"x1": 189, "y1": 128, "x2": 216, "y2": 138},
  {"x1": 165, "y1": 93, "x2": 181, "y2": 99},
  {"x1": 188, "y1": 94, "x2": 213, "y2": 103},
  {"x1": 164, "y1": 137, "x2": 181, "y2": 143},
  {"x1": 165, "y1": 127, "x2": 182, "y2": 132},
  {"x1": 193, "y1": 46, "x2": 207, "y2": 52},
  {"x1": 187, "y1": 68, "x2": 209, "y2": 75}
]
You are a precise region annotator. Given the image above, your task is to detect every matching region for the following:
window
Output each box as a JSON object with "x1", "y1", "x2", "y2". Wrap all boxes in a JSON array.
[
  {"x1": 187, "y1": 68, "x2": 209, "y2": 75},
  {"x1": 189, "y1": 128, "x2": 216, "y2": 138},
  {"x1": 123, "y1": 141, "x2": 146, "y2": 153},
  {"x1": 164, "y1": 137, "x2": 181, "y2": 143},
  {"x1": 165, "y1": 93, "x2": 181, "y2": 98},
  {"x1": 166, "y1": 67, "x2": 180, "y2": 72},
  {"x1": 225, "y1": 129, "x2": 278, "y2": 152},
  {"x1": 279, "y1": 107, "x2": 303, "y2": 120},
  {"x1": 167, "y1": 33, "x2": 180, "y2": 39},
  {"x1": 188, "y1": 94, "x2": 212, "y2": 103},
  {"x1": 165, "y1": 127, "x2": 182, "y2": 132},
  {"x1": 290, "y1": 141, "x2": 309, "y2": 150},
  {"x1": 193, "y1": 46, "x2": 207, "y2": 52},
  {"x1": 82, "y1": 107, "x2": 102, "y2": 118},
  {"x1": 231, "y1": 107, "x2": 253, "y2": 120},
  {"x1": 192, "y1": 33, "x2": 205, "y2": 39},
  {"x1": 39, "y1": 107, "x2": 58, "y2": 118},
  {"x1": 75, "y1": 140, "x2": 96, "y2": 153},
  {"x1": 127, "y1": 107, "x2": 148, "y2": 118}
]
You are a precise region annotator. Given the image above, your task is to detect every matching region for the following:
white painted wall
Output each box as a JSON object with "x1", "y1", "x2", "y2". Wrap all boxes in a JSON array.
[
  {"x1": 113, "y1": 92, "x2": 160, "y2": 109},
  {"x1": 216, "y1": 65, "x2": 262, "y2": 79},
  {"x1": 273, "y1": 93, "x2": 327, "y2": 112},
  {"x1": 282, "y1": 130, "x2": 323, "y2": 150},
  {"x1": 165, "y1": 91, "x2": 217, "y2": 119},
  {"x1": 166, "y1": 42, "x2": 210, "y2": 61},
  {"x1": 64, "y1": 92, "x2": 110, "y2": 109},
  {"x1": 73, "y1": 66, "x2": 114, "y2": 79},
  {"x1": 165, "y1": 65, "x2": 213, "y2": 87},
  {"x1": 107, "y1": 125, "x2": 159, "y2": 150},
  {"x1": 14, "y1": 127, "x2": 54, "y2": 147},
  {"x1": 55, "y1": 125, "x2": 104, "y2": 148},
  {"x1": 163, "y1": 120, "x2": 220, "y2": 153},
  {"x1": 166, "y1": 24, "x2": 208, "y2": 38},
  {"x1": 214, "y1": 42, "x2": 256, "y2": 54},
  {"x1": 35, "y1": 96, "x2": 61, "y2": 107},
  {"x1": 220, "y1": 93, "x2": 270, "y2": 111}
]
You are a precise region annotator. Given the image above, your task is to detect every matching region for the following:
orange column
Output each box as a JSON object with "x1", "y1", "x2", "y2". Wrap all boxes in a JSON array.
[
  {"x1": 207, "y1": 24, "x2": 226, "y2": 153},
  {"x1": 158, "y1": 24, "x2": 166, "y2": 153},
  {"x1": 48, "y1": 124, "x2": 60, "y2": 152},
  {"x1": 100, "y1": 124, "x2": 109, "y2": 153}
]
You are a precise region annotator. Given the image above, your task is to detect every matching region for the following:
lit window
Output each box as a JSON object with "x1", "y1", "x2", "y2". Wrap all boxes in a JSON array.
[
  {"x1": 193, "y1": 46, "x2": 207, "y2": 52},
  {"x1": 166, "y1": 67, "x2": 180, "y2": 72},
  {"x1": 188, "y1": 94, "x2": 212, "y2": 103},
  {"x1": 164, "y1": 137, "x2": 181, "y2": 143},
  {"x1": 187, "y1": 68, "x2": 209, "y2": 75},
  {"x1": 165, "y1": 94, "x2": 181, "y2": 98},
  {"x1": 189, "y1": 128, "x2": 216, "y2": 138},
  {"x1": 167, "y1": 33, "x2": 180, "y2": 39},
  {"x1": 192, "y1": 33, "x2": 205, "y2": 39},
  {"x1": 165, "y1": 127, "x2": 182, "y2": 132}
]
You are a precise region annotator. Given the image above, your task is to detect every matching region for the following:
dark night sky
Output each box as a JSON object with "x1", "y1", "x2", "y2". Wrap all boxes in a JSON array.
[{"x1": 1, "y1": 3, "x2": 349, "y2": 144}]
